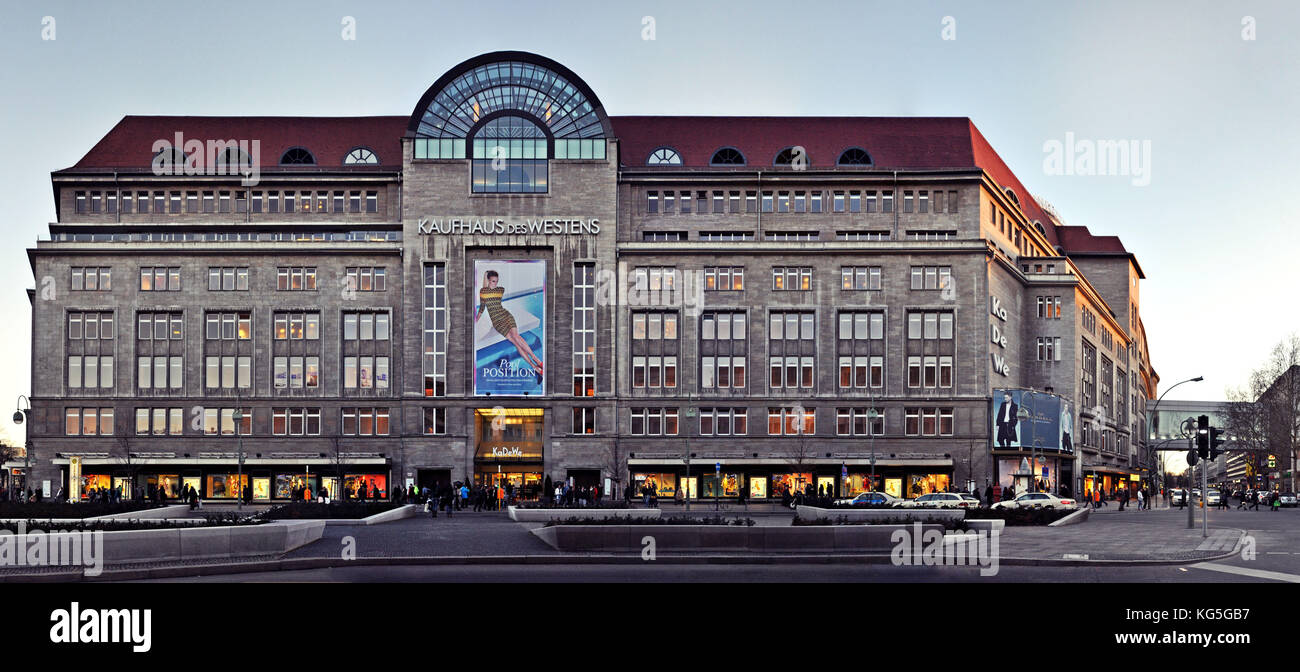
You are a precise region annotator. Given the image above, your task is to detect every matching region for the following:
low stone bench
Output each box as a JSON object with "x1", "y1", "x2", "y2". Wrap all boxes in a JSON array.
[
  {"x1": 507, "y1": 506, "x2": 661, "y2": 522},
  {"x1": 98, "y1": 520, "x2": 325, "y2": 564},
  {"x1": 531, "y1": 523, "x2": 944, "y2": 552}
]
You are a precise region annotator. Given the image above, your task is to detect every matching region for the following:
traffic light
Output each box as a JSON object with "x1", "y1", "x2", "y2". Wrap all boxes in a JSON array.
[
  {"x1": 1186, "y1": 448, "x2": 1199, "y2": 466},
  {"x1": 1209, "y1": 427, "x2": 1226, "y2": 461},
  {"x1": 1196, "y1": 415, "x2": 1210, "y2": 458}
]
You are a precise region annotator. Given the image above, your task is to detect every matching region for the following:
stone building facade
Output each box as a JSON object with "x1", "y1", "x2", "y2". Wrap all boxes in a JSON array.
[{"x1": 18, "y1": 51, "x2": 1158, "y2": 503}]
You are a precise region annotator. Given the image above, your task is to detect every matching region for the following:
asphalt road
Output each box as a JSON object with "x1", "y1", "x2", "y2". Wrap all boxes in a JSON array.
[{"x1": 129, "y1": 562, "x2": 1283, "y2": 583}]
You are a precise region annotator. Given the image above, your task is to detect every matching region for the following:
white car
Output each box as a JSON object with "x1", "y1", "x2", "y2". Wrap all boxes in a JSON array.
[
  {"x1": 1204, "y1": 489, "x2": 1221, "y2": 506},
  {"x1": 991, "y1": 492, "x2": 1078, "y2": 510},
  {"x1": 899, "y1": 492, "x2": 976, "y2": 509},
  {"x1": 833, "y1": 491, "x2": 903, "y2": 507}
]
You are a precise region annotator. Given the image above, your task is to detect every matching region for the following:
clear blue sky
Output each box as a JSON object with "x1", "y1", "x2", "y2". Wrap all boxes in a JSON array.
[{"x1": 0, "y1": 0, "x2": 1293, "y2": 444}]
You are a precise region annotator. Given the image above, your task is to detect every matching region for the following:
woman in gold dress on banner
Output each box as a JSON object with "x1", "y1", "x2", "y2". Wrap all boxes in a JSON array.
[{"x1": 475, "y1": 269, "x2": 543, "y2": 379}]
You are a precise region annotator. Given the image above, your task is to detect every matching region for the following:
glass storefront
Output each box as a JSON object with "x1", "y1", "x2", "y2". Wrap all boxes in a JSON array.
[
  {"x1": 475, "y1": 408, "x2": 544, "y2": 499},
  {"x1": 80, "y1": 474, "x2": 111, "y2": 497},
  {"x1": 275, "y1": 474, "x2": 319, "y2": 499},
  {"x1": 701, "y1": 473, "x2": 741, "y2": 498},
  {"x1": 344, "y1": 474, "x2": 387, "y2": 499},
  {"x1": 252, "y1": 477, "x2": 271, "y2": 500},
  {"x1": 625, "y1": 465, "x2": 953, "y2": 500},
  {"x1": 632, "y1": 472, "x2": 677, "y2": 497},
  {"x1": 476, "y1": 470, "x2": 542, "y2": 495},
  {"x1": 844, "y1": 473, "x2": 883, "y2": 496},
  {"x1": 150, "y1": 474, "x2": 184, "y2": 498},
  {"x1": 771, "y1": 473, "x2": 813, "y2": 498},
  {"x1": 182, "y1": 476, "x2": 201, "y2": 498},
  {"x1": 206, "y1": 474, "x2": 249, "y2": 499},
  {"x1": 907, "y1": 473, "x2": 951, "y2": 497}
]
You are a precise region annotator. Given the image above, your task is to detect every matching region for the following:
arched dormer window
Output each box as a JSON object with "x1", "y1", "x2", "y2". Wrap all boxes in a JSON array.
[
  {"x1": 279, "y1": 147, "x2": 316, "y2": 165},
  {"x1": 836, "y1": 147, "x2": 872, "y2": 166},
  {"x1": 772, "y1": 146, "x2": 808, "y2": 167},
  {"x1": 709, "y1": 147, "x2": 745, "y2": 166},
  {"x1": 647, "y1": 147, "x2": 682, "y2": 165},
  {"x1": 344, "y1": 147, "x2": 379, "y2": 165},
  {"x1": 1004, "y1": 187, "x2": 1020, "y2": 207}
]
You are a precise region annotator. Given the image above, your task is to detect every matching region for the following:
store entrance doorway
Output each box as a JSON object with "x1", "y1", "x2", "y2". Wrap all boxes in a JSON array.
[
  {"x1": 417, "y1": 469, "x2": 451, "y2": 493},
  {"x1": 567, "y1": 469, "x2": 600, "y2": 489}
]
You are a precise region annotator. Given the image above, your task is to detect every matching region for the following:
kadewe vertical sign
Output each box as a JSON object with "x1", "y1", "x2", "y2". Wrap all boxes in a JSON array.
[{"x1": 473, "y1": 260, "x2": 545, "y2": 396}]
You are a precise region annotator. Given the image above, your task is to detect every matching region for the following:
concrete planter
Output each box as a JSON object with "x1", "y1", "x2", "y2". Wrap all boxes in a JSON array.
[
  {"x1": 99, "y1": 520, "x2": 324, "y2": 565},
  {"x1": 88, "y1": 505, "x2": 193, "y2": 521},
  {"x1": 324, "y1": 504, "x2": 419, "y2": 526},
  {"x1": 961, "y1": 519, "x2": 1005, "y2": 534},
  {"x1": 507, "y1": 506, "x2": 661, "y2": 522},
  {"x1": 1047, "y1": 507, "x2": 1090, "y2": 527},
  {"x1": 796, "y1": 505, "x2": 965, "y2": 524},
  {"x1": 531, "y1": 523, "x2": 943, "y2": 552}
]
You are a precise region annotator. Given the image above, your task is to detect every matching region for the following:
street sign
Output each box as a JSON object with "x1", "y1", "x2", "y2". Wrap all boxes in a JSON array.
[
  {"x1": 1041, "y1": 466, "x2": 1048, "y2": 479},
  {"x1": 715, "y1": 462, "x2": 721, "y2": 473},
  {"x1": 841, "y1": 464, "x2": 848, "y2": 478}
]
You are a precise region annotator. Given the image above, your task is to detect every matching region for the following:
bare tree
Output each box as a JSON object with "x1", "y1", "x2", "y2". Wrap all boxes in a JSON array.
[
  {"x1": 1226, "y1": 334, "x2": 1300, "y2": 493},
  {"x1": 601, "y1": 440, "x2": 625, "y2": 502}
]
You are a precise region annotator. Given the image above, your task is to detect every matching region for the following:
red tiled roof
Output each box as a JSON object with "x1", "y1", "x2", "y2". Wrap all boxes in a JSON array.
[
  {"x1": 62, "y1": 115, "x2": 1067, "y2": 247},
  {"x1": 612, "y1": 116, "x2": 1059, "y2": 246},
  {"x1": 1055, "y1": 225, "x2": 1128, "y2": 254},
  {"x1": 610, "y1": 116, "x2": 978, "y2": 171},
  {"x1": 61, "y1": 116, "x2": 407, "y2": 171}
]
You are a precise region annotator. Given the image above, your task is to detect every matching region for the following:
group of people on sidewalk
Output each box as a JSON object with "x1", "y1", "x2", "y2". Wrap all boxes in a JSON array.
[
  {"x1": 1083, "y1": 486, "x2": 1153, "y2": 510},
  {"x1": 422, "y1": 482, "x2": 513, "y2": 518}
]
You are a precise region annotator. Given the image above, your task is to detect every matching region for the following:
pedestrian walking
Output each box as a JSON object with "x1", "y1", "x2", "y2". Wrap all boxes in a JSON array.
[{"x1": 1136, "y1": 489, "x2": 1144, "y2": 511}]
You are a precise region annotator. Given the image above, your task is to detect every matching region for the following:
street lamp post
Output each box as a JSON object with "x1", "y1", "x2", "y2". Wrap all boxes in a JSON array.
[
  {"x1": 12, "y1": 395, "x2": 32, "y2": 501},
  {"x1": 1147, "y1": 376, "x2": 1204, "y2": 506}
]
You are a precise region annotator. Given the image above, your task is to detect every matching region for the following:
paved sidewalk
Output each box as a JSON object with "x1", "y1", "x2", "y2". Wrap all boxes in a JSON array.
[
  {"x1": 0, "y1": 506, "x2": 1262, "y2": 581},
  {"x1": 284, "y1": 510, "x2": 560, "y2": 558},
  {"x1": 997, "y1": 509, "x2": 1244, "y2": 562}
]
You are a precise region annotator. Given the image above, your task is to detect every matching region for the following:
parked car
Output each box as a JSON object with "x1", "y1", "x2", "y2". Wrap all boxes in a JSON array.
[
  {"x1": 834, "y1": 491, "x2": 902, "y2": 507},
  {"x1": 899, "y1": 492, "x2": 975, "y2": 509},
  {"x1": 991, "y1": 492, "x2": 1078, "y2": 510},
  {"x1": 960, "y1": 493, "x2": 982, "y2": 508},
  {"x1": 1280, "y1": 492, "x2": 1297, "y2": 507}
]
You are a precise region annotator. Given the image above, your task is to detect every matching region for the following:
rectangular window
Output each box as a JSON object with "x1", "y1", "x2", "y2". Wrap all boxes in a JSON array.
[{"x1": 573, "y1": 263, "x2": 597, "y2": 397}]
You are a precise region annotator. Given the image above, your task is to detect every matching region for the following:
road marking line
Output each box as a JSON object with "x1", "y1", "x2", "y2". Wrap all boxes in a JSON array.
[
  {"x1": 1190, "y1": 562, "x2": 1300, "y2": 583},
  {"x1": 1266, "y1": 552, "x2": 1289, "y2": 555}
]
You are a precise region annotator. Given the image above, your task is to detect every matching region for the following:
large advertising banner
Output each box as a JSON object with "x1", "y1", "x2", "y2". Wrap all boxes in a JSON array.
[
  {"x1": 992, "y1": 389, "x2": 1074, "y2": 454},
  {"x1": 473, "y1": 260, "x2": 546, "y2": 396}
]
